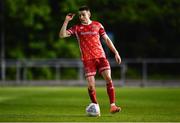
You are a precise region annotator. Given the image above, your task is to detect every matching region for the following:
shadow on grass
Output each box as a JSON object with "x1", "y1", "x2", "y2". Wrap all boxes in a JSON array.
[{"x1": 0, "y1": 114, "x2": 113, "y2": 118}]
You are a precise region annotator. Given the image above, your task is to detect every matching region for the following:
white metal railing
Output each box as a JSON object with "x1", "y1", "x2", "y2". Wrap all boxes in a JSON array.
[{"x1": 1, "y1": 58, "x2": 180, "y2": 86}]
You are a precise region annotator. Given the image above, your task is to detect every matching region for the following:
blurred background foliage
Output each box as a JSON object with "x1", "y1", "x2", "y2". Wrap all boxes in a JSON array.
[
  {"x1": 1, "y1": 0, "x2": 180, "y2": 80},
  {"x1": 2, "y1": 0, "x2": 180, "y2": 59}
]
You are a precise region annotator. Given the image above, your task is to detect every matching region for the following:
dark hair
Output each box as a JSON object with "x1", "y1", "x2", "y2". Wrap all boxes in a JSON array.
[{"x1": 79, "y1": 5, "x2": 90, "y2": 11}]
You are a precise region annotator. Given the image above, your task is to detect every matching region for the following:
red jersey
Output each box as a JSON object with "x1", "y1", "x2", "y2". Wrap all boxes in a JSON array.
[{"x1": 67, "y1": 21, "x2": 106, "y2": 61}]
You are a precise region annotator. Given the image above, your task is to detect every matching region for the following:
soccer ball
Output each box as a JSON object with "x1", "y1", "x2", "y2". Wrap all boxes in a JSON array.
[{"x1": 86, "y1": 103, "x2": 100, "y2": 117}]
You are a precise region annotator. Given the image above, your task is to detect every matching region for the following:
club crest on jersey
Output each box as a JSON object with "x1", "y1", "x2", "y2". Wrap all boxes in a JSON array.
[{"x1": 80, "y1": 26, "x2": 84, "y2": 30}]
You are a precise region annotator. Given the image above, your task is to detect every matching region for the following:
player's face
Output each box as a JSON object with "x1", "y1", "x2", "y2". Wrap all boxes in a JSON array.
[{"x1": 78, "y1": 10, "x2": 91, "y2": 24}]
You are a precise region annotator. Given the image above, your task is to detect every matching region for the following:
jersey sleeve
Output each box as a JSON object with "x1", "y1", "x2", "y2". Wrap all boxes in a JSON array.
[
  {"x1": 67, "y1": 25, "x2": 76, "y2": 36},
  {"x1": 99, "y1": 23, "x2": 106, "y2": 36}
]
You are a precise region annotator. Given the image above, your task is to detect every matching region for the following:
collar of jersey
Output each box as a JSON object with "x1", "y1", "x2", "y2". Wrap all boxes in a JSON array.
[{"x1": 81, "y1": 20, "x2": 92, "y2": 25}]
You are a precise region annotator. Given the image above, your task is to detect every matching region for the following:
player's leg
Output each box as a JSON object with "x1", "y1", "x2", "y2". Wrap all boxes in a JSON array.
[
  {"x1": 86, "y1": 75, "x2": 100, "y2": 117},
  {"x1": 101, "y1": 69, "x2": 121, "y2": 113},
  {"x1": 101, "y1": 69, "x2": 114, "y2": 103},
  {"x1": 83, "y1": 59, "x2": 98, "y2": 104},
  {"x1": 86, "y1": 76, "x2": 98, "y2": 104},
  {"x1": 98, "y1": 58, "x2": 116, "y2": 106}
]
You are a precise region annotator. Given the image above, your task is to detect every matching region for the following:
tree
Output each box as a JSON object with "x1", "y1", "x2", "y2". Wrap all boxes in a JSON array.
[{"x1": 3, "y1": 0, "x2": 180, "y2": 59}]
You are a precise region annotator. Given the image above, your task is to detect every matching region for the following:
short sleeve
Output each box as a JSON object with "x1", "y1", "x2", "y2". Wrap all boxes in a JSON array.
[
  {"x1": 99, "y1": 23, "x2": 106, "y2": 36},
  {"x1": 67, "y1": 25, "x2": 76, "y2": 36}
]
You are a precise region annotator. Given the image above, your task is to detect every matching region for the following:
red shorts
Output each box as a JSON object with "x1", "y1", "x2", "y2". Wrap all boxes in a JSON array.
[{"x1": 83, "y1": 58, "x2": 111, "y2": 77}]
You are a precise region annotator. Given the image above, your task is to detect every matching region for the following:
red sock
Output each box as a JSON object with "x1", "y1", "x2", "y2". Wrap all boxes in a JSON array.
[
  {"x1": 88, "y1": 88, "x2": 98, "y2": 104},
  {"x1": 106, "y1": 82, "x2": 115, "y2": 104}
]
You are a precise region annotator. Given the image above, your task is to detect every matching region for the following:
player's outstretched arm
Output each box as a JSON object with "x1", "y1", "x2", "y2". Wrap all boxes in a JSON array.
[
  {"x1": 102, "y1": 34, "x2": 121, "y2": 64},
  {"x1": 59, "y1": 13, "x2": 75, "y2": 38}
]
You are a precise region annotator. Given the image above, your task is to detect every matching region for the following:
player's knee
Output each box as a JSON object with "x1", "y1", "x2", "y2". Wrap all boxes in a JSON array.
[
  {"x1": 105, "y1": 75, "x2": 112, "y2": 83},
  {"x1": 88, "y1": 85, "x2": 95, "y2": 90}
]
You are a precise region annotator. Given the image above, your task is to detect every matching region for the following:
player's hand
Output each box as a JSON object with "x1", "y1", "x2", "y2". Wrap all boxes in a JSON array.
[
  {"x1": 115, "y1": 53, "x2": 121, "y2": 64},
  {"x1": 65, "y1": 13, "x2": 75, "y2": 22}
]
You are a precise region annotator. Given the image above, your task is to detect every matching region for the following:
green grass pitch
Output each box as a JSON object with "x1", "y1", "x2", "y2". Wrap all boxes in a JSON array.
[{"x1": 0, "y1": 86, "x2": 180, "y2": 122}]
